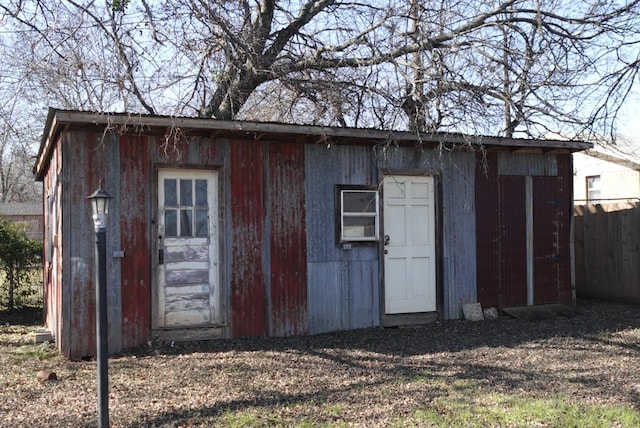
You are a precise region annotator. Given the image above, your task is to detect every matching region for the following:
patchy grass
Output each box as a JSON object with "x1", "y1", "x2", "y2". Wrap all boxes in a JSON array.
[
  {"x1": 2, "y1": 300, "x2": 640, "y2": 427},
  {"x1": 405, "y1": 380, "x2": 640, "y2": 427}
]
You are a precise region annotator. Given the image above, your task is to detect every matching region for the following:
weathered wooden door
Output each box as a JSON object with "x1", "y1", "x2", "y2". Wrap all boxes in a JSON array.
[
  {"x1": 383, "y1": 175, "x2": 436, "y2": 314},
  {"x1": 156, "y1": 169, "x2": 220, "y2": 328}
]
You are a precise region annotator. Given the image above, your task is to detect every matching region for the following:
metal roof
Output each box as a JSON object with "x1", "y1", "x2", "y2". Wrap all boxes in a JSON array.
[{"x1": 35, "y1": 108, "x2": 593, "y2": 180}]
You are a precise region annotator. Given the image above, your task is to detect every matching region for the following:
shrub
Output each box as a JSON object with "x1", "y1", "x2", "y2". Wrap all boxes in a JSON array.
[{"x1": 0, "y1": 220, "x2": 42, "y2": 310}]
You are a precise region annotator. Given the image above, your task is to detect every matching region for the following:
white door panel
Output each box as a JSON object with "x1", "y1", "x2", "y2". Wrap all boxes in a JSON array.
[
  {"x1": 383, "y1": 175, "x2": 436, "y2": 314},
  {"x1": 157, "y1": 169, "x2": 219, "y2": 328}
]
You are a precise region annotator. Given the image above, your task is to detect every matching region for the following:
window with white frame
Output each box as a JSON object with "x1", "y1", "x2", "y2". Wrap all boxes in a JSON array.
[
  {"x1": 339, "y1": 188, "x2": 379, "y2": 242},
  {"x1": 586, "y1": 175, "x2": 601, "y2": 203}
]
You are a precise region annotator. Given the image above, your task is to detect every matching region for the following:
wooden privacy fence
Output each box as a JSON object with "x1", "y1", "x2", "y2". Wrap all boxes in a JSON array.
[{"x1": 574, "y1": 202, "x2": 640, "y2": 302}]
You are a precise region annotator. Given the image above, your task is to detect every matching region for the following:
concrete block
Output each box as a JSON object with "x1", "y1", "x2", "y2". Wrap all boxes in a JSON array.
[{"x1": 462, "y1": 302, "x2": 484, "y2": 321}]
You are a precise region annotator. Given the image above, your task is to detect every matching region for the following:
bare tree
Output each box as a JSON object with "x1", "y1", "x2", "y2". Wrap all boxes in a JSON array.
[
  {"x1": 0, "y1": 108, "x2": 41, "y2": 203},
  {"x1": 1, "y1": 0, "x2": 640, "y2": 141}
]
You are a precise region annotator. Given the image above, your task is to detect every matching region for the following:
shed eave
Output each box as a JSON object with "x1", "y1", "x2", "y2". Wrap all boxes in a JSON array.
[
  {"x1": 33, "y1": 109, "x2": 593, "y2": 179},
  {"x1": 34, "y1": 108, "x2": 62, "y2": 181}
]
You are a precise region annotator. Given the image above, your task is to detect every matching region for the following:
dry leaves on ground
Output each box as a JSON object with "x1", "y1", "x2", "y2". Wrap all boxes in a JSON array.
[{"x1": 1, "y1": 299, "x2": 640, "y2": 427}]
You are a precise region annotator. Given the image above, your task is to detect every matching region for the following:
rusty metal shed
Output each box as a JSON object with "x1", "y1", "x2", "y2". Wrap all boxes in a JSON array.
[{"x1": 34, "y1": 109, "x2": 591, "y2": 359}]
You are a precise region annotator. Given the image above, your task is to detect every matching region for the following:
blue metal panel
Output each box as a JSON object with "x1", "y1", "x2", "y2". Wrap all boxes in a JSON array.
[
  {"x1": 345, "y1": 259, "x2": 380, "y2": 328},
  {"x1": 104, "y1": 133, "x2": 123, "y2": 354},
  {"x1": 307, "y1": 259, "x2": 379, "y2": 334},
  {"x1": 305, "y1": 144, "x2": 380, "y2": 332},
  {"x1": 441, "y1": 152, "x2": 477, "y2": 319},
  {"x1": 307, "y1": 262, "x2": 344, "y2": 334}
]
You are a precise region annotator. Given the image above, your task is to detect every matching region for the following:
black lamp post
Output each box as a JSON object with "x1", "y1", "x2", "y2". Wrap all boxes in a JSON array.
[{"x1": 87, "y1": 185, "x2": 112, "y2": 428}]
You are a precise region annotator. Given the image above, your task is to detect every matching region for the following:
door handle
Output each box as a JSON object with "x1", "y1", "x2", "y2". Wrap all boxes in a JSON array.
[
  {"x1": 159, "y1": 249, "x2": 164, "y2": 265},
  {"x1": 384, "y1": 235, "x2": 390, "y2": 246}
]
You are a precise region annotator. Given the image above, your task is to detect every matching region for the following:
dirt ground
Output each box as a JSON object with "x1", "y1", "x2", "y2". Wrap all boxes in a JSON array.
[{"x1": 1, "y1": 299, "x2": 640, "y2": 427}]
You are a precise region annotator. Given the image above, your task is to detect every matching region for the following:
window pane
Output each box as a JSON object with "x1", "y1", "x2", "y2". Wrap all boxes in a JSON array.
[
  {"x1": 164, "y1": 179, "x2": 177, "y2": 206},
  {"x1": 180, "y1": 179, "x2": 193, "y2": 206},
  {"x1": 195, "y1": 209, "x2": 208, "y2": 237},
  {"x1": 343, "y1": 216, "x2": 376, "y2": 238},
  {"x1": 343, "y1": 191, "x2": 377, "y2": 213},
  {"x1": 165, "y1": 210, "x2": 177, "y2": 236},
  {"x1": 195, "y1": 180, "x2": 208, "y2": 207},
  {"x1": 180, "y1": 209, "x2": 193, "y2": 237}
]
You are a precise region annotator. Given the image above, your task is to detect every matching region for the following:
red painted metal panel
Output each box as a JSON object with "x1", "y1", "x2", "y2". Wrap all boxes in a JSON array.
[
  {"x1": 268, "y1": 143, "x2": 308, "y2": 336},
  {"x1": 475, "y1": 153, "x2": 501, "y2": 307},
  {"x1": 556, "y1": 154, "x2": 573, "y2": 305},
  {"x1": 230, "y1": 140, "x2": 266, "y2": 337},
  {"x1": 498, "y1": 176, "x2": 527, "y2": 307},
  {"x1": 476, "y1": 153, "x2": 528, "y2": 308},
  {"x1": 119, "y1": 135, "x2": 152, "y2": 349},
  {"x1": 533, "y1": 156, "x2": 572, "y2": 305}
]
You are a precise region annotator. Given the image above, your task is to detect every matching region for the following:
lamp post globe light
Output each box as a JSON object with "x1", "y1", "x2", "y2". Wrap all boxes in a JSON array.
[
  {"x1": 87, "y1": 184, "x2": 112, "y2": 428},
  {"x1": 88, "y1": 186, "x2": 112, "y2": 231}
]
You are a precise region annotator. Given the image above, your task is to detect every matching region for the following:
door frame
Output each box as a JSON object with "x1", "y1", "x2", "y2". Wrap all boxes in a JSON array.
[
  {"x1": 151, "y1": 164, "x2": 226, "y2": 337},
  {"x1": 379, "y1": 172, "x2": 443, "y2": 327}
]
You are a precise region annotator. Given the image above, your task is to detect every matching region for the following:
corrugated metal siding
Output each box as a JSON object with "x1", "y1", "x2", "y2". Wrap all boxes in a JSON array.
[
  {"x1": 268, "y1": 143, "x2": 308, "y2": 336},
  {"x1": 532, "y1": 155, "x2": 572, "y2": 304},
  {"x1": 229, "y1": 140, "x2": 267, "y2": 337},
  {"x1": 64, "y1": 131, "x2": 99, "y2": 357},
  {"x1": 377, "y1": 146, "x2": 479, "y2": 319},
  {"x1": 43, "y1": 142, "x2": 63, "y2": 352},
  {"x1": 119, "y1": 135, "x2": 152, "y2": 349},
  {"x1": 48, "y1": 122, "x2": 576, "y2": 356},
  {"x1": 558, "y1": 154, "x2": 573, "y2": 304},
  {"x1": 305, "y1": 144, "x2": 379, "y2": 333},
  {"x1": 477, "y1": 152, "x2": 573, "y2": 309},
  {"x1": 498, "y1": 176, "x2": 528, "y2": 307},
  {"x1": 498, "y1": 152, "x2": 558, "y2": 176},
  {"x1": 440, "y1": 152, "x2": 477, "y2": 319},
  {"x1": 476, "y1": 153, "x2": 501, "y2": 307}
]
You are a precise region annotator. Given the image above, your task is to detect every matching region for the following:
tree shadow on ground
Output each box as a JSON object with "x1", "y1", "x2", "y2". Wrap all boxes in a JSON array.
[
  {"x1": 123, "y1": 298, "x2": 640, "y2": 359},
  {"x1": 72, "y1": 299, "x2": 639, "y2": 427},
  {"x1": 0, "y1": 306, "x2": 43, "y2": 326}
]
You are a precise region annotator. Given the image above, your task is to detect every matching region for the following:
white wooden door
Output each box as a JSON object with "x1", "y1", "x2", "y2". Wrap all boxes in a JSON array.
[
  {"x1": 157, "y1": 169, "x2": 219, "y2": 328},
  {"x1": 383, "y1": 175, "x2": 436, "y2": 314}
]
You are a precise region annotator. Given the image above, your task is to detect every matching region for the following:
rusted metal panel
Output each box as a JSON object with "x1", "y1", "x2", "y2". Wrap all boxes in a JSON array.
[
  {"x1": 532, "y1": 155, "x2": 572, "y2": 305},
  {"x1": 475, "y1": 153, "x2": 501, "y2": 308},
  {"x1": 305, "y1": 144, "x2": 379, "y2": 333},
  {"x1": 557, "y1": 153, "x2": 573, "y2": 304},
  {"x1": 498, "y1": 152, "x2": 558, "y2": 176},
  {"x1": 477, "y1": 153, "x2": 573, "y2": 310},
  {"x1": 119, "y1": 135, "x2": 152, "y2": 349},
  {"x1": 498, "y1": 176, "x2": 528, "y2": 307},
  {"x1": 43, "y1": 115, "x2": 581, "y2": 357},
  {"x1": 229, "y1": 140, "x2": 266, "y2": 337},
  {"x1": 268, "y1": 142, "x2": 308, "y2": 336},
  {"x1": 63, "y1": 131, "x2": 100, "y2": 357},
  {"x1": 56, "y1": 131, "x2": 125, "y2": 358},
  {"x1": 43, "y1": 142, "x2": 63, "y2": 351}
]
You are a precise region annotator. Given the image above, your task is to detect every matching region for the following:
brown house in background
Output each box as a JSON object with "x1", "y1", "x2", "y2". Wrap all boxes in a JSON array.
[{"x1": 0, "y1": 202, "x2": 43, "y2": 240}]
